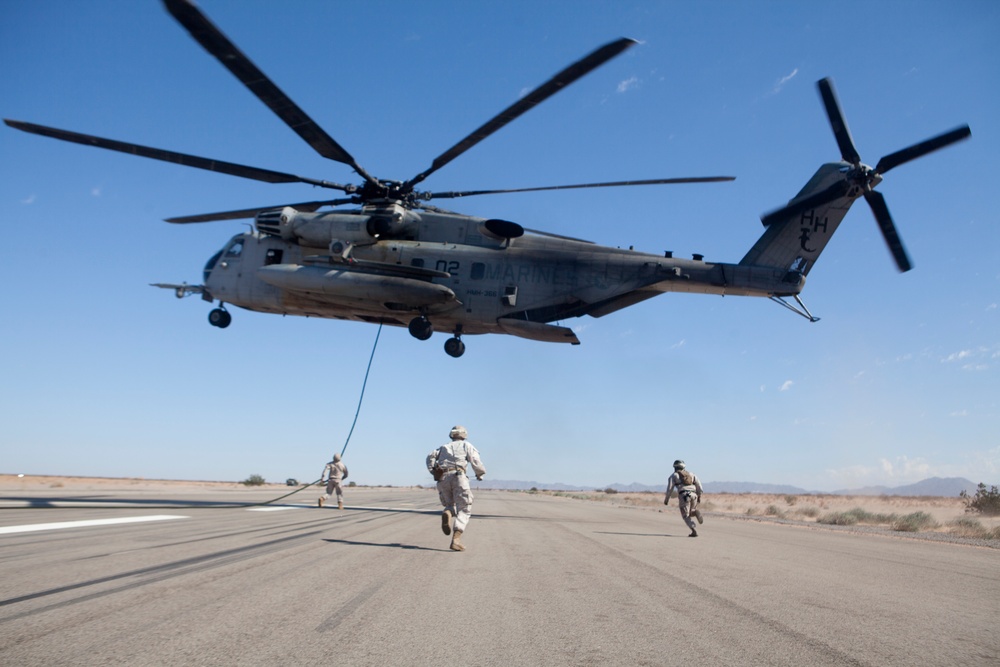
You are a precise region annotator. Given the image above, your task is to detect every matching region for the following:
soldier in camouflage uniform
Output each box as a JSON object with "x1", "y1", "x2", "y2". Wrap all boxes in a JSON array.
[
  {"x1": 665, "y1": 459, "x2": 704, "y2": 537},
  {"x1": 318, "y1": 453, "x2": 348, "y2": 509},
  {"x1": 426, "y1": 426, "x2": 486, "y2": 551}
]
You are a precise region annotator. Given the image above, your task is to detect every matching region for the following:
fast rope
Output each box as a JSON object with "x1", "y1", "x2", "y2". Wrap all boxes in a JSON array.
[{"x1": 259, "y1": 321, "x2": 383, "y2": 506}]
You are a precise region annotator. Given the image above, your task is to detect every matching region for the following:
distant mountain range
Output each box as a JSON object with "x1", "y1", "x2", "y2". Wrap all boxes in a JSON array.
[{"x1": 472, "y1": 476, "x2": 983, "y2": 498}]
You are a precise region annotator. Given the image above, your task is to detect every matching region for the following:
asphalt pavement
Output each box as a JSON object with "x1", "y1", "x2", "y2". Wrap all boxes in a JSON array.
[{"x1": 1, "y1": 486, "x2": 997, "y2": 666}]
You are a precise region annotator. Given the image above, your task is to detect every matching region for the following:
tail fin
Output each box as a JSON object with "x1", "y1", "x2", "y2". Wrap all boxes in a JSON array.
[
  {"x1": 740, "y1": 163, "x2": 855, "y2": 275},
  {"x1": 743, "y1": 77, "x2": 970, "y2": 276}
]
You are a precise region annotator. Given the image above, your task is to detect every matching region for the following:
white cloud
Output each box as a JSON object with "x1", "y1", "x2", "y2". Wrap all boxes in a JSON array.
[
  {"x1": 879, "y1": 455, "x2": 932, "y2": 480},
  {"x1": 21, "y1": 194, "x2": 36, "y2": 205},
  {"x1": 617, "y1": 76, "x2": 639, "y2": 93},
  {"x1": 826, "y1": 450, "x2": 1000, "y2": 490},
  {"x1": 91, "y1": 187, "x2": 102, "y2": 197},
  {"x1": 771, "y1": 68, "x2": 798, "y2": 94},
  {"x1": 670, "y1": 339, "x2": 685, "y2": 349},
  {"x1": 779, "y1": 380, "x2": 794, "y2": 392},
  {"x1": 949, "y1": 409, "x2": 969, "y2": 417}
]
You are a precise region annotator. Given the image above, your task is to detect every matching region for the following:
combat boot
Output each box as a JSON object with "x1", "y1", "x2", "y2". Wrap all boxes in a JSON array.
[
  {"x1": 337, "y1": 500, "x2": 343, "y2": 510},
  {"x1": 441, "y1": 509, "x2": 452, "y2": 535},
  {"x1": 318, "y1": 497, "x2": 325, "y2": 508},
  {"x1": 689, "y1": 528, "x2": 698, "y2": 537},
  {"x1": 695, "y1": 508, "x2": 704, "y2": 524},
  {"x1": 450, "y1": 529, "x2": 466, "y2": 551}
]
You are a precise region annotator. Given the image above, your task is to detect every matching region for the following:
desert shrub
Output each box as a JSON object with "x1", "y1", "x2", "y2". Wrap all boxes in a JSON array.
[
  {"x1": 818, "y1": 508, "x2": 899, "y2": 526},
  {"x1": 528, "y1": 487, "x2": 538, "y2": 494},
  {"x1": 764, "y1": 505, "x2": 785, "y2": 517},
  {"x1": 745, "y1": 507, "x2": 758, "y2": 516},
  {"x1": 989, "y1": 527, "x2": 1000, "y2": 540},
  {"x1": 783, "y1": 495, "x2": 798, "y2": 506},
  {"x1": 241, "y1": 474, "x2": 266, "y2": 486},
  {"x1": 892, "y1": 511, "x2": 938, "y2": 532},
  {"x1": 798, "y1": 506, "x2": 820, "y2": 518},
  {"x1": 947, "y1": 517, "x2": 988, "y2": 539},
  {"x1": 818, "y1": 510, "x2": 860, "y2": 525},
  {"x1": 960, "y1": 483, "x2": 1000, "y2": 516},
  {"x1": 603, "y1": 487, "x2": 618, "y2": 494}
]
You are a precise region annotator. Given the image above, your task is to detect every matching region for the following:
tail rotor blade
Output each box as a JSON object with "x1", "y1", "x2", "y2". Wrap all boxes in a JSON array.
[
  {"x1": 818, "y1": 78, "x2": 861, "y2": 165},
  {"x1": 874, "y1": 125, "x2": 972, "y2": 174},
  {"x1": 760, "y1": 180, "x2": 850, "y2": 227},
  {"x1": 864, "y1": 190, "x2": 912, "y2": 272}
]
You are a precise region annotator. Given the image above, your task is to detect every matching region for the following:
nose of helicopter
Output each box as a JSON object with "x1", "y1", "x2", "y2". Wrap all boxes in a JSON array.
[{"x1": 203, "y1": 248, "x2": 224, "y2": 284}]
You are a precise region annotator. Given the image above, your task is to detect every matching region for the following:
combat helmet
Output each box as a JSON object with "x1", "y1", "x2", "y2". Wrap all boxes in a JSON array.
[
  {"x1": 673, "y1": 460, "x2": 686, "y2": 470},
  {"x1": 449, "y1": 425, "x2": 468, "y2": 440}
]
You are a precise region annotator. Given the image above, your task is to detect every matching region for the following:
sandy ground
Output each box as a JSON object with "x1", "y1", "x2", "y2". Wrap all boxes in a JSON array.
[
  {"x1": 2, "y1": 474, "x2": 997, "y2": 538},
  {"x1": 543, "y1": 488, "x2": 1000, "y2": 538},
  {"x1": 0, "y1": 474, "x2": 263, "y2": 492}
]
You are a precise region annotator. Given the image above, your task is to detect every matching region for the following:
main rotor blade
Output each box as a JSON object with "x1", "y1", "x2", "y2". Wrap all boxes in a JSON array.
[
  {"x1": 402, "y1": 37, "x2": 638, "y2": 193},
  {"x1": 874, "y1": 125, "x2": 971, "y2": 175},
  {"x1": 864, "y1": 190, "x2": 912, "y2": 272},
  {"x1": 163, "y1": 0, "x2": 375, "y2": 183},
  {"x1": 4, "y1": 119, "x2": 351, "y2": 190},
  {"x1": 818, "y1": 78, "x2": 861, "y2": 166},
  {"x1": 428, "y1": 176, "x2": 735, "y2": 200},
  {"x1": 165, "y1": 199, "x2": 353, "y2": 223},
  {"x1": 760, "y1": 180, "x2": 851, "y2": 227}
]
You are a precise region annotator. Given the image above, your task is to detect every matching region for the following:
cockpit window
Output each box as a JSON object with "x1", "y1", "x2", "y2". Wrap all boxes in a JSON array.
[
  {"x1": 203, "y1": 249, "x2": 224, "y2": 283},
  {"x1": 225, "y1": 240, "x2": 244, "y2": 257}
]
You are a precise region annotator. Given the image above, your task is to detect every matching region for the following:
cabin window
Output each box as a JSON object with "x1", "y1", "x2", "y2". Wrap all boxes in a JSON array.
[
  {"x1": 225, "y1": 240, "x2": 244, "y2": 257},
  {"x1": 410, "y1": 258, "x2": 424, "y2": 268},
  {"x1": 265, "y1": 249, "x2": 283, "y2": 266},
  {"x1": 471, "y1": 262, "x2": 486, "y2": 280}
]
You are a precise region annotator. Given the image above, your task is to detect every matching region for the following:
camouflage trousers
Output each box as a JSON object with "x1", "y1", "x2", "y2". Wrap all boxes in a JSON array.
[
  {"x1": 323, "y1": 479, "x2": 344, "y2": 502},
  {"x1": 437, "y1": 472, "x2": 474, "y2": 532},
  {"x1": 678, "y1": 491, "x2": 699, "y2": 530}
]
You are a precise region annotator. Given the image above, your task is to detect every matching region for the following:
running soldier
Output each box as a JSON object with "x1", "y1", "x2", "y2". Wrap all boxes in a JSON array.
[
  {"x1": 318, "y1": 453, "x2": 348, "y2": 509},
  {"x1": 426, "y1": 425, "x2": 486, "y2": 551},
  {"x1": 665, "y1": 459, "x2": 704, "y2": 537}
]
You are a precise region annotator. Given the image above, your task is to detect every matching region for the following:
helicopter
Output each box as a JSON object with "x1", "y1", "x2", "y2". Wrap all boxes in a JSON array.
[{"x1": 5, "y1": 0, "x2": 971, "y2": 358}]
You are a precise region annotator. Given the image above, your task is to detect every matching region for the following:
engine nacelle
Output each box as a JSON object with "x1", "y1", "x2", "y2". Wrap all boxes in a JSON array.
[
  {"x1": 256, "y1": 207, "x2": 372, "y2": 248},
  {"x1": 256, "y1": 205, "x2": 419, "y2": 248}
]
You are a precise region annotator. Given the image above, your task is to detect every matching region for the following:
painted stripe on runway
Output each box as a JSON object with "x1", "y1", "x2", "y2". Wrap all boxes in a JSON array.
[{"x1": 0, "y1": 515, "x2": 189, "y2": 535}]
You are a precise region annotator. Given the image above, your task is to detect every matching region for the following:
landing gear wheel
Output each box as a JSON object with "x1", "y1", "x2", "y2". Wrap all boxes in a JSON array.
[
  {"x1": 208, "y1": 308, "x2": 231, "y2": 328},
  {"x1": 408, "y1": 316, "x2": 433, "y2": 341},
  {"x1": 444, "y1": 337, "x2": 466, "y2": 358}
]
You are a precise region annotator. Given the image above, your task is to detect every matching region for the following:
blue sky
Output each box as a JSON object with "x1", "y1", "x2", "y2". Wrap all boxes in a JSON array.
[{"x1": 2, "y1": 0, "x2": 997, "y2": 491}]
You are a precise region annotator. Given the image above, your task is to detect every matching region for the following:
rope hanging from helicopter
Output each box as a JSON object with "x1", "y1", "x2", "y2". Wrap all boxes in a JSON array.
[{"x1": 257, "y1": 321, "x2": 384, "y2": 506}]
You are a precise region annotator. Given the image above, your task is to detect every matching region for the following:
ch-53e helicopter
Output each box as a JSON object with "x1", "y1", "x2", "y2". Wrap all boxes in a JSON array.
[{"x1": 5, "y1": 0, "x2": 971, "y2": 357}]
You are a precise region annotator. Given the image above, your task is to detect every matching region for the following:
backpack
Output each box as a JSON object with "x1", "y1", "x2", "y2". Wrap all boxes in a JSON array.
[{"x1": 677, "y1": 469, "x2": 694, "y2": 486}]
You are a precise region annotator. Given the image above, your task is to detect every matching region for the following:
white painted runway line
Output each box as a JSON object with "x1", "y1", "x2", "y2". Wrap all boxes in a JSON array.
[{"x1": 0, "y1": 515, "x2": 189, "y2": 535}]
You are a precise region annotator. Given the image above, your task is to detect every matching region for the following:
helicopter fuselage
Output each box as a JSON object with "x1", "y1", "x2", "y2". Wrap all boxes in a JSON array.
[{"x1": 202, "y1": 205, "x2": 803, "y2": 348}]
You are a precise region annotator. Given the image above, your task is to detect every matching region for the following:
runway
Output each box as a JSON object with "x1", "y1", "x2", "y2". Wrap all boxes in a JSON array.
[{"x1": 1, "y1": 486, "x2": 997, "y2": 666}]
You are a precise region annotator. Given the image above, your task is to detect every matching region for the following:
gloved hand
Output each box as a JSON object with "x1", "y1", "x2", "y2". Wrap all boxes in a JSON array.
[{"x1": 476, "y1": 475, "x2": 483, "y2": 481}]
